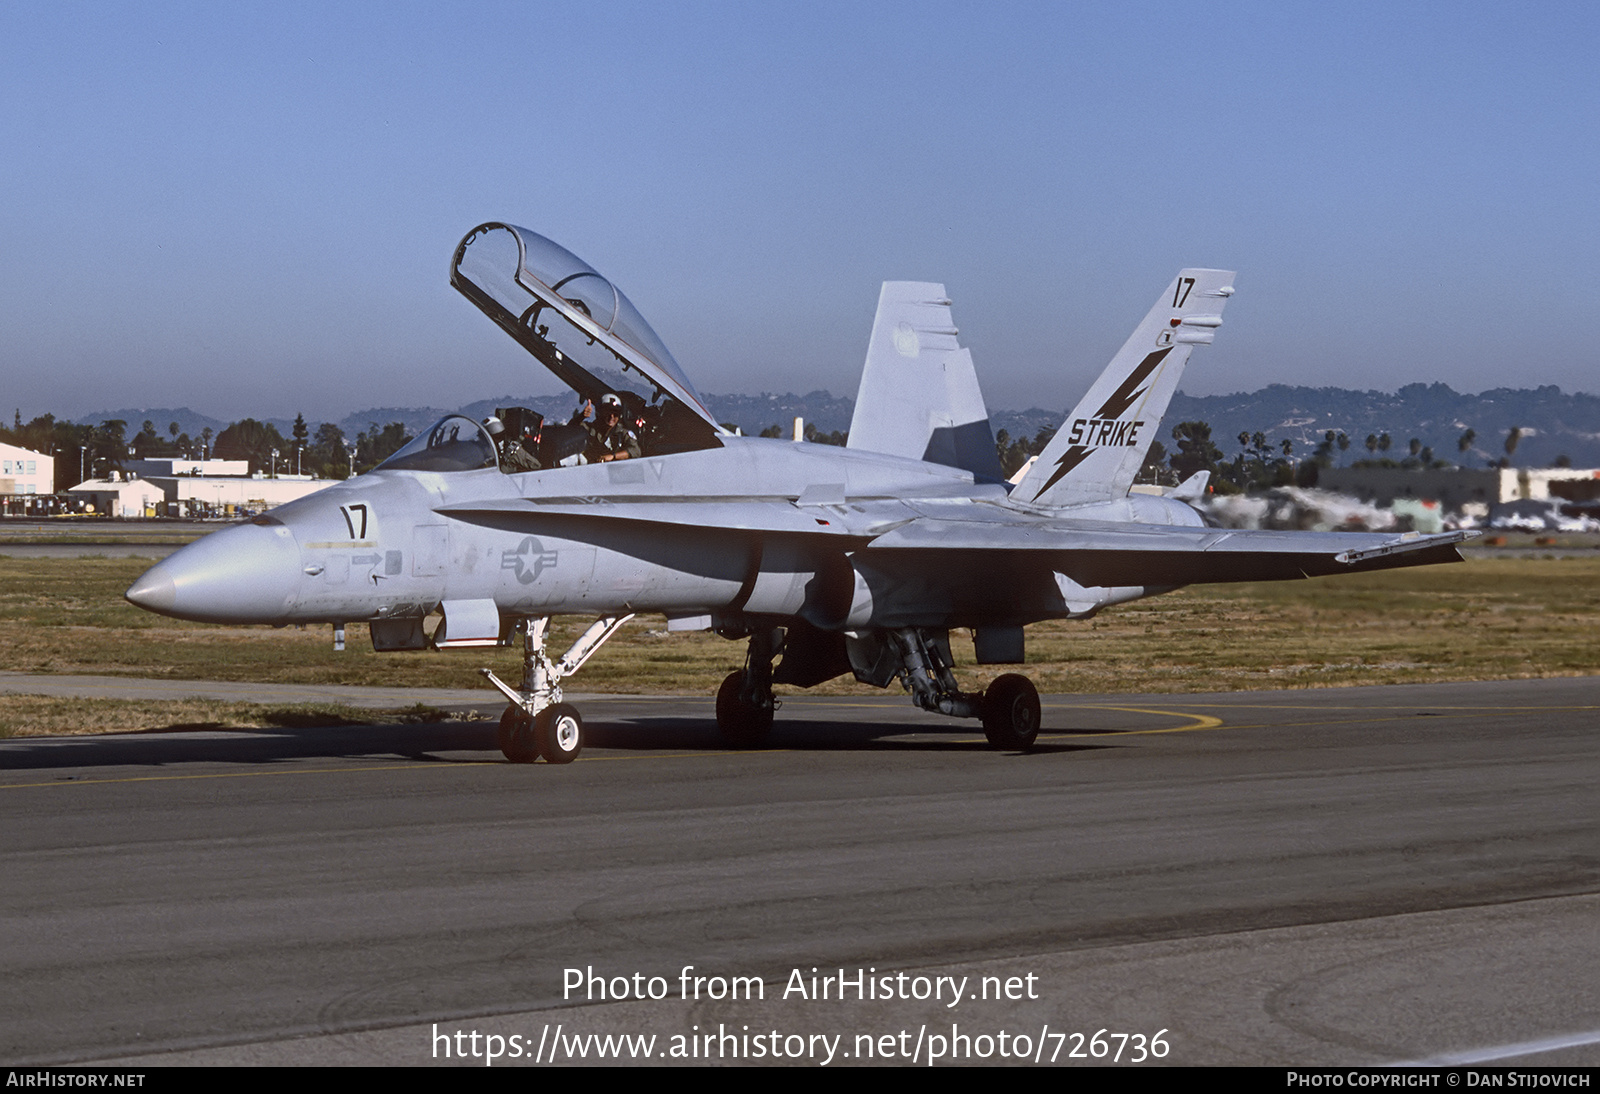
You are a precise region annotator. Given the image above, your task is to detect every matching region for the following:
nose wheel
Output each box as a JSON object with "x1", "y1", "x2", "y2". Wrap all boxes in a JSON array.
[{"x1": 534, "y1": 704, "x2": 584, "y2": 763}]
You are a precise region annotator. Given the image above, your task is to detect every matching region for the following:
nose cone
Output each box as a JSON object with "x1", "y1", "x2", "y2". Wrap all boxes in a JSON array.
[{"x1": 126, "y1": 521, "x2": 302, "y2": 623}]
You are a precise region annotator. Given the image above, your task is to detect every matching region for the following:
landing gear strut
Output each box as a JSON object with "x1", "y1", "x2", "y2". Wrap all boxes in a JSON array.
[
  {"x1": 715, "y1": 626, "x2": 780, "y2": 747},
  {"x1": 881, "y1": 628, "x2": 1041, "y2": 752},
  {"x1": 482, "y1": 614, "x2": 632, "y2": 763},
  {"x1": 891, "y1": 628, "x2": 982, "y2": 719}
]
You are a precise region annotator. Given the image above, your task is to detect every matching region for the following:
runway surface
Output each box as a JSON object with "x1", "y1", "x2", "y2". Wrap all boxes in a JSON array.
[{"x1": 1, "y1": 677, "x2": 1596, "y2": 1066}]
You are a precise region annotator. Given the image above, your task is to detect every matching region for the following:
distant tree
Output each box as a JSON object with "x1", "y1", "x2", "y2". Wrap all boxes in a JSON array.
[
  {"x1": 311, "y1": 422, "x2": 347, "y2": 478},
  {"x1": 802, "y1": 422, "x2": 847, "y2": 446},
  {"x1": 1377, "y1": 433, "x2": 1392, "y2": 453},
  {"x1": 1408, "y1": 438, "x2": 1421, "y2": 458},
  {"x1": 1170, "y1": 421, "x2": 1223, "y2": 480},
  {"x1": 759, "y1": 424, "x2": 783, "y2": 439},
  {"x1": 1306, "y1": 432, "x2": 1338, "y2": 483},
  {"x1": 355, "y1": 422, "x2": 410, "y2": 472},
  {"x1": 1311, "y1": 430, "x2": 1350, "y2": 471},
  {"x1": 994, "y1": 426, "x2": 1051, "y2": 478},
  {"x1": 1552, "y1": 454, "x2": 1572, "y2": 468},
  {"x1": 1136, "y1": 439, "x2": 1171, "y2": 486},
  {"x1": 1365, "y1": 433, "x2": 1378, "y2": 455},
  {"x1": 92, "y1": 420, "x2": 128, "y2": 477},
  {"x1": 1221, "y1": 429, "x2": 1297, "y2": 491},
  {"x1": 132, "y1": 420, "x2": 163, "y2": 457},
  {"x1": 1504, "y1": 427, "x2": 1521, "y2": 458},
  {"x1": 215, "y1": 418, "x2": 288, "y2": 474}
]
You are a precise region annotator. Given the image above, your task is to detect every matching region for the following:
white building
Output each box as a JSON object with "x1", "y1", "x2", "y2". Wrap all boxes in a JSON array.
[
  {"x1": 0, "y1": 442, "x2": 53, "y2": 496},
  {"x1": 123, "y1": 457, "x2": 251, "y2": 478},
  {"x1": 154, "y1": 474, "x2": 331, "y2": 516},
  {"x1": 68, "y1": 476, "x2": 168, "y2": 518},
  {"x1": 1318, "y1": 466, "x2": 1600, "y2": 510}
]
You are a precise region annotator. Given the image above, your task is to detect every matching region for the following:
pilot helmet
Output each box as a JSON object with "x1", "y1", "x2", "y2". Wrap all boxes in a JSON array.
[
  {"x1": 599, "y1": 393, "x2": 623, "y2": 414},
  {"x1": 482, "y1": 416, "x2": 506, "y2": 437}
]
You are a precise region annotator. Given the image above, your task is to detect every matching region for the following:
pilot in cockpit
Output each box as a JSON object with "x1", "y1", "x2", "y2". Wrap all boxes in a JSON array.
[
  {"x1": 484, "y1": 413, "x2": 541, "y2": 473},
  {"x1": 574, "y1": 393, "x2": 641, "y2": 463}
]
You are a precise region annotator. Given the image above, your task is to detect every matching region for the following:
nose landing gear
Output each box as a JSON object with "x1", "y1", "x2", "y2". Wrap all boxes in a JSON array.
[{"x1": 483, "y1": 614, "x2": 630, "y2": 763}]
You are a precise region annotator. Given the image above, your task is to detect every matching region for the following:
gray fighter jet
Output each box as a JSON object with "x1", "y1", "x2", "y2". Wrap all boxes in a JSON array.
[{"x1": 125, "y1": 223, "x2": 1472, "y2": 763}]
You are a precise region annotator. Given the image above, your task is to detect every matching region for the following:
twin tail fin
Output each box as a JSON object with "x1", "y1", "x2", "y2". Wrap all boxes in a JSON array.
[{"x1": 1010, "y1": 269, "x2": 1236, "y2": 507}]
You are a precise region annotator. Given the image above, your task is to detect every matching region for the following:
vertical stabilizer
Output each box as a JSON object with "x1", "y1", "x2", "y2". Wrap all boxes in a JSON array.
[
  {"x1": 846, "y1": 282, "x2": 1004, "y2": 480},
  {"x1": 1011, "y1": 269, "x2": 1236, "y2": 507}
]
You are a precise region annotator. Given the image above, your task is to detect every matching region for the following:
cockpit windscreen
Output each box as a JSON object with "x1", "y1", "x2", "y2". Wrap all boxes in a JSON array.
[{"x1": 376, "y1": 415, "x2": 498, "y2": 473}]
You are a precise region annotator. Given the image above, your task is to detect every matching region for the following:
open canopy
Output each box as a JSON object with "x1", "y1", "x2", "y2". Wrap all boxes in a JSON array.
[{"x1": 451, "y1": 223, "x2": 722, "y2": 435}]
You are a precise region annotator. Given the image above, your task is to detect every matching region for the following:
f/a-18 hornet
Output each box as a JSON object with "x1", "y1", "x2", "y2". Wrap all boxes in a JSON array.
[{"x1": 126, "y1": 223, "x2": 1472, "y2": 763}]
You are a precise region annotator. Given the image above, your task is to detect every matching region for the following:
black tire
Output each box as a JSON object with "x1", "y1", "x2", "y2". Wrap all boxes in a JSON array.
[
  {"x1": 535, "y1": 703, "x2": 584, "y2": 764},
  {"x1": 981, "y1": 674, "x2": 1040, "y2": 752},
  {"x1": 716, "y1": 670, "x2": 773, "y2": 747},
  {"x1": 499, "y1": 706, "x2": 537, "y2": 763}
]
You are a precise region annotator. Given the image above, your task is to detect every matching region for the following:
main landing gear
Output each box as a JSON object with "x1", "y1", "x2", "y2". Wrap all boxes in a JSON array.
[
  {"x1": 715, "y1": 626, "x2": 780, "y2": 747},
  {"x1": 483, "y1": 614, "x2": 632, "y2": 763},
  {"x1": 978, "y1": 672, "x2": 1041, "y2": 751},
  {"x1": 711, "y1": 625, "x2": 1042, "y2": 753},
  {"x1": 888, "y1": 629, "x2": 1041, "y2": 752}
]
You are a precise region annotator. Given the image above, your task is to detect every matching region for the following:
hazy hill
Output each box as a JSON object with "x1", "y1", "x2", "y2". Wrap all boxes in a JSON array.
[
  {"x1": 1165, "y1": 383, "x2": 1600, "y2": 468},
  {"x1": 78, "y1": 382, "x2": 1600, "y2": 469}
]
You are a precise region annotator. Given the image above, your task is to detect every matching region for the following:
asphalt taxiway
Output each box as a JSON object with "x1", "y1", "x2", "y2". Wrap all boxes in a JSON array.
[{"x1": 1, "y1": 677, "x2": 1595, "y2": 1066}]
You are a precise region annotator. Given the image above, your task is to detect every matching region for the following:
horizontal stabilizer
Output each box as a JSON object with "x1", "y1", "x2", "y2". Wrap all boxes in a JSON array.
[{"x1": 1171, "y1": 471, "x2": 1210, "y2": 501}]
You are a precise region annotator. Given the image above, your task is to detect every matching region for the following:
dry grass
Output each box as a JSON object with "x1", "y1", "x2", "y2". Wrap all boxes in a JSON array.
[{"x1": 2, "y1": 555, "x2": 1597, "y2": 710}]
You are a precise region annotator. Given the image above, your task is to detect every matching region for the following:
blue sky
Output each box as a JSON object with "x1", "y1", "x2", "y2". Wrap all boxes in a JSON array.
[{"x1": 3, "y1": 1, "x2": 1596, "y2": 421}]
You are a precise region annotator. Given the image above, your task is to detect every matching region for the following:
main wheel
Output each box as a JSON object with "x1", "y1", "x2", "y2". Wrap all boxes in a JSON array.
[
  {"x1": 535, "y1": 703, "x2": 584, "y2": 764},
  {"x1": 499, "y1": 706, "x2": 537, "y2": 763},
  {"x1": 981, "y1": 674, "x2": 1040, "y2": 752},
  {"x1": 716, "y1": 670, "x2": 773, "y2": 747}
]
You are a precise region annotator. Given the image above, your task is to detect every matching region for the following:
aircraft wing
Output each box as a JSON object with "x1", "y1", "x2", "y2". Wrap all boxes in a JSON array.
[
  {"x1": 438, "y1": 496, "x2": 1472, "y2": 580},
  {"x1": 864, "y1": 519, "x2": 1474, "y2": 582}
]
